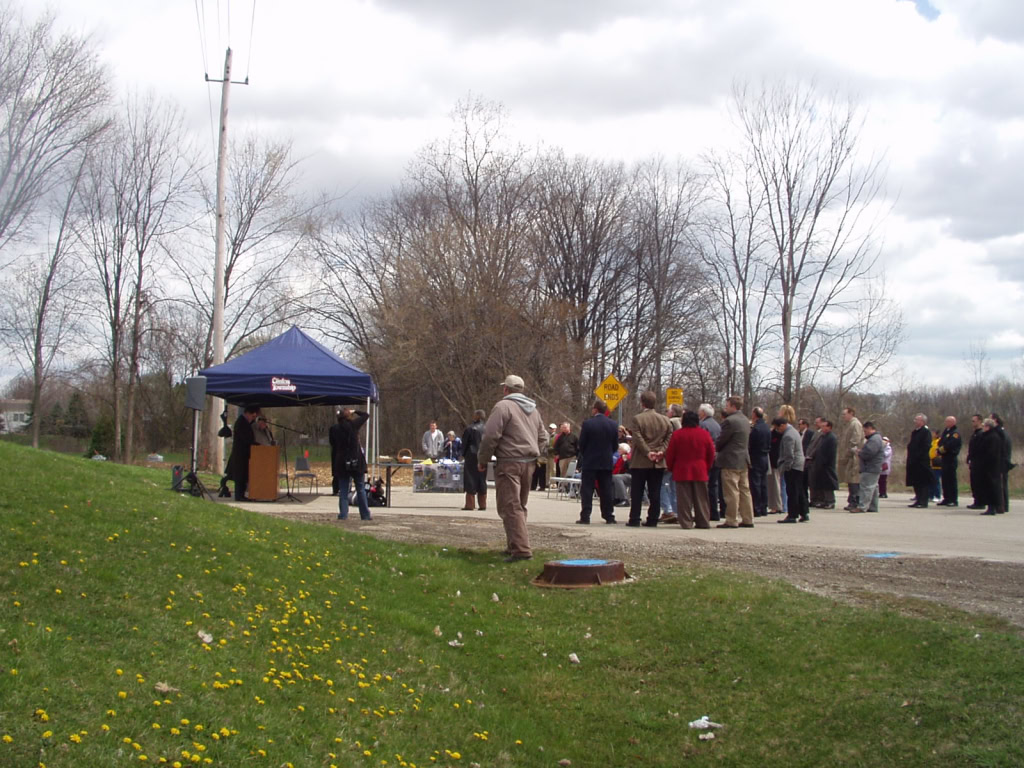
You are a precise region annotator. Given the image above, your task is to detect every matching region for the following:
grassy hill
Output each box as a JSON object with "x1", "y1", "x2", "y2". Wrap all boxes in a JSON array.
[{"x1": 1, "y1": 441, "x2": 1022, "y2": 767}]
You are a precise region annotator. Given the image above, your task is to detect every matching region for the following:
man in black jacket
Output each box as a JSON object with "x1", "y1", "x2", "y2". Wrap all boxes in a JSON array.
[
  {"x1": 576, "y1": 399, "x2": 620, "y2": 524},
  {"x1": 553, "y1": 422, "x2": 579, "y2": 478},
  {"x1": 748, "y1": 407, "x2": 771, "y2": 517},
  {"x1": 330, "y1": 408, "x2": 372, "y2": 520},
  {"x1": 991, "y1": 413, "x2": 1013, "y2": 513},
  {"x1": 966, "y1": 414, "x2": 985, "y2": 509},
  {"x1": 228, "y1": 405, "x2": 260, "y2": 501},
  {"x1": 936, "y1": 416, "x2": 962, "y2": 507},
  {"x1": 810, "y1": 419, "x2": 839, "y2": 508},
  {"x1": 906, "y1": 413, "x2": 933, "y2": 508}
]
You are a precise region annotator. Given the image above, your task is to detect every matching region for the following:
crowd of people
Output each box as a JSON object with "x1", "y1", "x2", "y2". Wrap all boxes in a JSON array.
[
  {"x1": 218, "y1": 379, "x2": 1014, "y2": 564},
  {"x1": 421, "y1": 378, "x2": 1018, "y2": 561}
]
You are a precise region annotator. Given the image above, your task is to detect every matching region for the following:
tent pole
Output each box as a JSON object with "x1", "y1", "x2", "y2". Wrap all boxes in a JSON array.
[{"x1": 365, "y1": 397, "x2": 372, "y2": 474}]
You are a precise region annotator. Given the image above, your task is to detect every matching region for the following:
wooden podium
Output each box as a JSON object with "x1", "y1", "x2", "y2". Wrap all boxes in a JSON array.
[{"x1": 248, "y1": 445, "x2": 280, "y2": 501}]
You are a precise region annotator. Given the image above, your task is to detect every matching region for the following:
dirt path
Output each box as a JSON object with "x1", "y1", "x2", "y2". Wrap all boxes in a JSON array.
[{"x1": 268, "y1": 508, "x2": 1024, "y2": 631}]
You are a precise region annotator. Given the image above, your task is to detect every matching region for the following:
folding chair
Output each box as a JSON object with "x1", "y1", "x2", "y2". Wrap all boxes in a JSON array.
[
  {"x1": 551, "y1": 460, "x2": 579, "y2": 500},
  {"x1": 292, "y1": 455, "x2": 319, "y2": 495}
]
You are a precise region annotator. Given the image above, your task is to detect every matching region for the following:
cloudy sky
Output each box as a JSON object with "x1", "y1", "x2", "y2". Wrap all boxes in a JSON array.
[{"x1": 25, "y1": 0, "x2": 1024, "y2": 387}]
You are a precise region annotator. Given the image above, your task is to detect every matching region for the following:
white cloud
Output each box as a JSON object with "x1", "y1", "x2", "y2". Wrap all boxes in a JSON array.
[{"x1": 12, "y1": 0, "x2": 1024, "y2": 388}]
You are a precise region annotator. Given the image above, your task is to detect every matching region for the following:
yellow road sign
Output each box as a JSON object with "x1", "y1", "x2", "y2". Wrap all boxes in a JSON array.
[
  {"x1": 595, "y1": 374, "x2": 628, "y2": 412},
  {"x1": 666, "y1": 388, "x2": 683, "y2": 408}
]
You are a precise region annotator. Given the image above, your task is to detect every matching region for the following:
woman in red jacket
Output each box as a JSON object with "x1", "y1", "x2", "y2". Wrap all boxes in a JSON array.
[{"x1": 664, "y1": 410, "x2": 717, "y2": 529}]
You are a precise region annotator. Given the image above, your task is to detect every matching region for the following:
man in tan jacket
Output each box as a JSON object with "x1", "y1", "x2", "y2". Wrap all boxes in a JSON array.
[
  {"x1": 627, "y1": 390, "x2": 674, "y2": 527},
  {"x1": 839, "y1": 407, "x2": 865, "y2": 511},
  {"x1": 479, "y1": 375, "x2": 548, "y2": 562}
]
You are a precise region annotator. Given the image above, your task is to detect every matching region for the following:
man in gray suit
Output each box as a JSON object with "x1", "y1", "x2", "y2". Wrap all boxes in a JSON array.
[
  {"x1": 699, "y1": 403, "x2": 725, "y2": 521},
  {"x1": 715, "y1": 396, "x2": 755, "y2": 528}
]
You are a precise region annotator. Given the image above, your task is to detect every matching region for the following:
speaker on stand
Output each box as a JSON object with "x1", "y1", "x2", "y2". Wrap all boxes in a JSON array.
[{"x1": 181, "y1": 376, "x2": 214, "y2": 500}]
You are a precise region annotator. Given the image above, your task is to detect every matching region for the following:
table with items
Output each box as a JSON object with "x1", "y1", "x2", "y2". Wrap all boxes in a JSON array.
[{"x1": 412, "y1": 460, "x2": 464, "y2": 493}]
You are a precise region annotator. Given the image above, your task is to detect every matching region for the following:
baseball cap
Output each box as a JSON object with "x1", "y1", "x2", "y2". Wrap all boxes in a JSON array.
[
  {"x1": 501, "y1": 374, "x2": 525, "y2": 389},
  {"x1": 548, "y1": 423, "x2": 557, "y2": 430}
]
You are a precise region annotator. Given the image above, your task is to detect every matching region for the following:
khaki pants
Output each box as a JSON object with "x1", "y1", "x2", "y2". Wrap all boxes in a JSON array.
[
  {"x1": 558, "y1": 458, "x2": 573, "y2": 478},
  {"x1": 721, "y1": 468, "x2": 754, "y2": 526},
  {"x1": 766, "y1": 467, "x2": 783, "y2": 512},
  {"x1": 495, "y1": 461, "x2": 534, "y2": 557}
]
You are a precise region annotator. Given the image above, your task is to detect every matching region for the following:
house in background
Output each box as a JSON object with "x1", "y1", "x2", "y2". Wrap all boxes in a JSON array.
[{"x1": 0, "y1": 399, "x2": 31, "y2": 434}]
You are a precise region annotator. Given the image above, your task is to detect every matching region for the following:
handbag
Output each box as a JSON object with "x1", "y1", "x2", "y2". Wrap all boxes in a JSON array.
[{"x1": 343, "y1": 457, "x2": 360, "y2": 473}]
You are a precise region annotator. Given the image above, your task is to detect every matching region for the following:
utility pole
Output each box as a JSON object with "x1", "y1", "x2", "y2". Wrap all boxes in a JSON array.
[{"x1": 207, "y1": 48, "x2": 247, "y2": 473}]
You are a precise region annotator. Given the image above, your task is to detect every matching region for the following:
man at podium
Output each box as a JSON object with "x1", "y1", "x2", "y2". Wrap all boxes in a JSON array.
[{"x1": 227, "y1": 405, "x2": 260, "y2": 500}]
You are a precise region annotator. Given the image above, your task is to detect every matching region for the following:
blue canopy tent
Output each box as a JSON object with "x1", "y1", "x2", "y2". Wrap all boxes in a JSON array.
[
  {"x1": 199, "y1": 326, "x2": 378, "y2": 408},
  {"x1": 198, "y1": 327, "x2": 380, "y2": 501}
]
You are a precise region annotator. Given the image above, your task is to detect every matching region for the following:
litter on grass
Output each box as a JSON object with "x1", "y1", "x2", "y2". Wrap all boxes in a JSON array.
[{"x1": 688, "y1": 716, "x2": 724, "y2": 729}]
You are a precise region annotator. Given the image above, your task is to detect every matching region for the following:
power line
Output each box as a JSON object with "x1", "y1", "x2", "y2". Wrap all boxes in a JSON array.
[
  {"x1": 245, "y1": 0, "x2": 257, "y2": 82},
  {"x1": 193, "y1": 0, "x2": 209, "y2": 76}
]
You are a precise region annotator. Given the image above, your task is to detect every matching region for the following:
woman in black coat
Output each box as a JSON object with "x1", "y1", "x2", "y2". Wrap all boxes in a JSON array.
[
  {"x1": 329, "y1": 408, "x2": 371, "y2": 520},
  {"x1": 810, "y1": 425, "x2": 840, "y2": 508},
  {"x1": 975, "y1": 419, "x2": 1005, "y2": 515}
]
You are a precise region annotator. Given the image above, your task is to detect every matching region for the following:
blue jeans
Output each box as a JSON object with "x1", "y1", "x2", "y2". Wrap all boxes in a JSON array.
[
  {"x1": 338, "y1": 473, "x2": 371, "y2": 520},
  {"x1": 661, "y1": 473, "x2": 676, "y2": 515}
]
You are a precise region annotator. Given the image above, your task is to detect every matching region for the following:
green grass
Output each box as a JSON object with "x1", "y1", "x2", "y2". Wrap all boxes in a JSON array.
[{"x1": 1, "y1": 442, "x2": 1022, "y2": 768}]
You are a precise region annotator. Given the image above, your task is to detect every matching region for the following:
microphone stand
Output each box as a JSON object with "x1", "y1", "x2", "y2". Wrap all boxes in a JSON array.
[{"x1": 262, "y1": 421, "x2": 307, "y2": 503}]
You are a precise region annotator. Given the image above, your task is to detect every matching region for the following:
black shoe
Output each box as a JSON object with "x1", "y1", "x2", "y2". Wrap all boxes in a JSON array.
[
  {"x1": 739, "y1": 523, "x2": 755, "y2": 528},
  {"x1": 777, "y1": 517, "x2": 798, "y2": 524},
  {"x1": 798, "y1": 515, "x2": 810, "y2": 522},
  {"x1": 716, "y1": 523, "x2": 738, "y2": 528},
  {"x1": 908, "y1": 503, "x2": 926, "y2": 508},
  {"x1": 604, "y1": 518, "x2": 617, "y2": 524},
  {"x1": 944, "y1": 502, "x2": 958, "y2": 507},
  {"x1": 576, "y1": 519, "x2": 590, "y2": 524},
  {"x1": 980, "y1": 510, "x2": 997, "y2": 516},
  {"x1": 754, "y1": 512, "x2": 767, "y2": 517},
  {"x1": 966, "y1": 504, "x2": 985, "y2": 510},
  {"x1": 504, "y1": 554, "x2": 533, "y2": 562},
  {"x1": 625, "y1": 520, "x2": 641, "y2": 527},
  {"x1": 641, "y1": 521, "x2": 658, "y2": 528},
  {"x1": 879, "y1": 494, "x2": 887, "y2": 498}
]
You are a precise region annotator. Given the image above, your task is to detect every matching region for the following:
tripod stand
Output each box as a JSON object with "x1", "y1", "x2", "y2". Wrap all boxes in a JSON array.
[{"x1": 185, "y1": 408, "x2": 214, "y2": 500}]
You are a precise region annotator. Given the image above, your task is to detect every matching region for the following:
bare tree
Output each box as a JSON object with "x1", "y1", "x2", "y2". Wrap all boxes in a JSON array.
[
  {"x1": 181, "y1": 135, "x2": 318, "y2": 366},
  {"x1": 0, "y1": 5, "x2": 109, "y2": 261},
  {"x1": 698, "y1": 151, "x2": 778, "y2": 406},
  {"x1": 532, "y1": 150, "x2": 629, "y2": 411},
  {"x1": 735, "y1": 81, "x2": 888, "y2": 404},
  {"x1": 0, "y1": 156, "x2": 86, "y2": 447},
  {"x1": 309, "y1": 97, "x2": 554, "y2": 447},
  {"x1": 78, "y1": 93, "x2": 197, "y2": 462},
  {"x1": 174, "y1": 134, "x2": 317, "y2": 466},
  {"x1": 622, "y1": 156, "x2": 706, "y2": 397},
  {"x1": 815, "y1": 278, "x2": 904, "y2": 414},
  {"x1": 964, "y1": 338, "x2": 990, "y2": 389}
]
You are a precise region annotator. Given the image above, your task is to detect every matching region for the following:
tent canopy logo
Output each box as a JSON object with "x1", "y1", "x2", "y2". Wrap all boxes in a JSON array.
[{"x1": 271, "y1": 377, "x2": 296, "y2": 393}]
